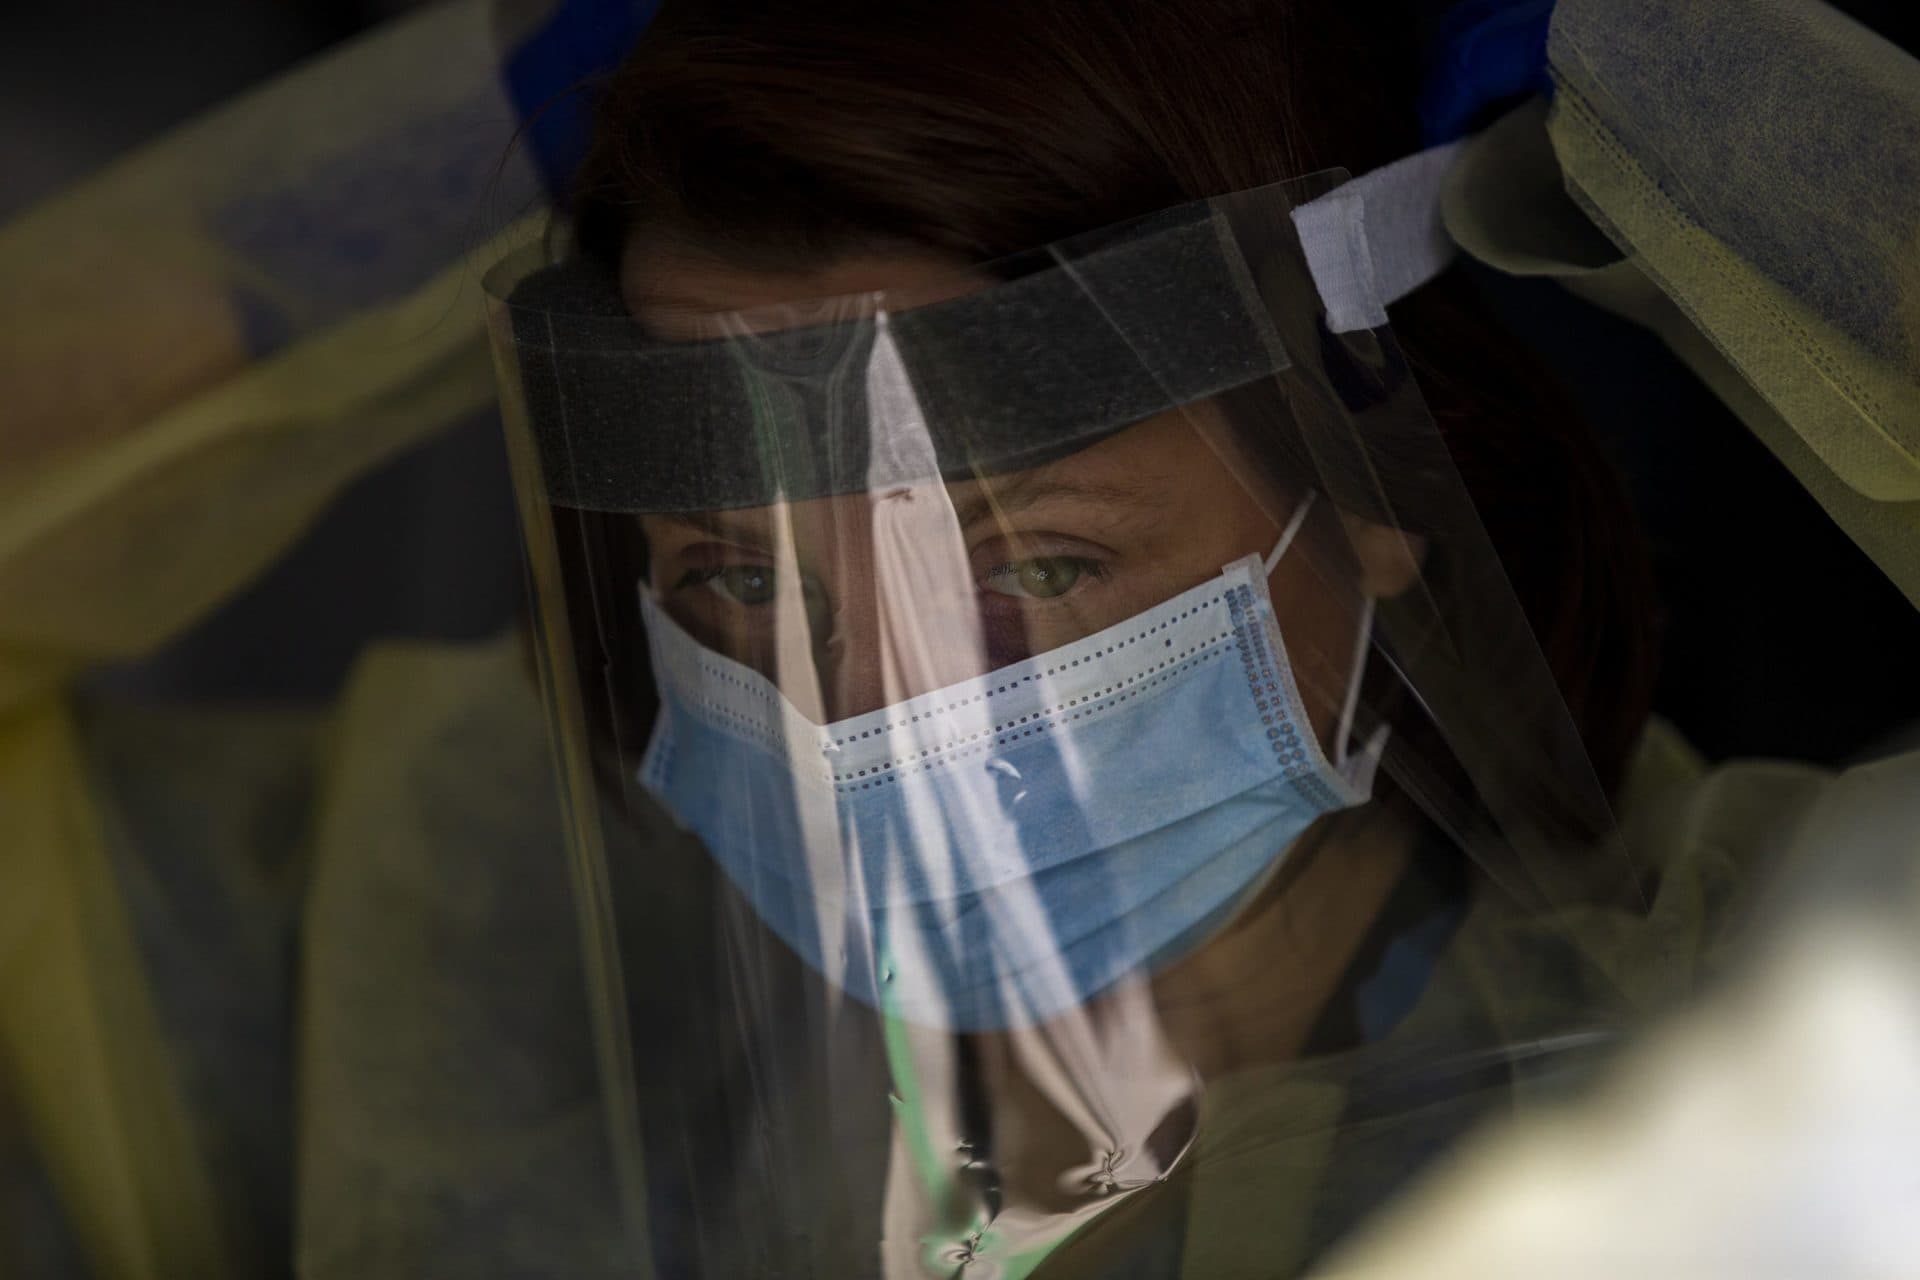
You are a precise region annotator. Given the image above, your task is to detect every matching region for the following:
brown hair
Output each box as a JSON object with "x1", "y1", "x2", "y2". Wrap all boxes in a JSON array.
[{"x1": 568, "y1": 0, "x2": 1658, "y2": 797}]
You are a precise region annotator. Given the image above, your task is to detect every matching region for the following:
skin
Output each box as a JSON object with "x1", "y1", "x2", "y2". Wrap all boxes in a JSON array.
[
  {"x1": 629, "y1": 250, "x2": 1423, "y2": 745},
  {"x1": 626, "y1": 243, "x2": 1429, "y2": 1199}
]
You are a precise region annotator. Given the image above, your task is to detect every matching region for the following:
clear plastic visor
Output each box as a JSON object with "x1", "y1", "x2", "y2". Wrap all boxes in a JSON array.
[{"x1": 484, "y1": 173, "x2": 1651, "y2": 1277}]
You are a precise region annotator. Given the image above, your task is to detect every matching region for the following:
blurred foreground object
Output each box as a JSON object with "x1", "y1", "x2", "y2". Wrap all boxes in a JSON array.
[
  {"x1": 1319, "y1": 750, "x2": 1920, "y2": 1278},
  {"x1": 0, "y1": 3, "x2": 538, "y2": 1276},
  {"x1": 1446, "y1": 0, "x2": 1920, "y2": 606}
]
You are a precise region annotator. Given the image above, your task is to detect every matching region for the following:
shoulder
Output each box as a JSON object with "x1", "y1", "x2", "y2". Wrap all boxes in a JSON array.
[{"x1": 1614, "y1": 720, "x2": 1920, "y2": 989}]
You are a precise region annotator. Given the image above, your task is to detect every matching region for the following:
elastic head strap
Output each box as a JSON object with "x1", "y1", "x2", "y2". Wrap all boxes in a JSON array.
[{"x1": 1291, "y1": 140, "x2": 1465, "y2": 334}]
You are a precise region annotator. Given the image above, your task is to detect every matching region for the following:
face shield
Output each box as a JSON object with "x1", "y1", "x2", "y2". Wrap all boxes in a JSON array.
[{"x1": 485, "y1": 171, "x2": 1652, "y2": 1277}]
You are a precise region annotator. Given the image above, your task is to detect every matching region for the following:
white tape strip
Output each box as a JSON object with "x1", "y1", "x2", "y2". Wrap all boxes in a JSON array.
[{"x1": 1291, "y1": 140, "x2": 1466, "y2": 334}]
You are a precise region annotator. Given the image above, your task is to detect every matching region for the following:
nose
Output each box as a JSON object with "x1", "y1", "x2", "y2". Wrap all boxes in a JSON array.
[
  {"x1": 806, "y1": 580, "x2": 994, "y2": 722},
  {"x1": 774, "y1": 486, "x2": 993, "y2": 723},
  {"x1": 814, "y1": 610, "x2": 890, "y2": 721}
]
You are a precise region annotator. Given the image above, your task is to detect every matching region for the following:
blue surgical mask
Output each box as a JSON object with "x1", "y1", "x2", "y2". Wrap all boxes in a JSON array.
[{"x1": 638, "y1": 495, "x2": 1379, "y2": 1030}]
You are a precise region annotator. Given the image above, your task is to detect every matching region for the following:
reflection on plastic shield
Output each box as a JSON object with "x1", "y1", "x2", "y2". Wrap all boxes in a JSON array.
[
  {"x1": 638, "y1": 526, "x2": 1374, "y2": 1030},
  {"x1": 488, "y1": 174, "x2": 1651, "y2": 1276}
]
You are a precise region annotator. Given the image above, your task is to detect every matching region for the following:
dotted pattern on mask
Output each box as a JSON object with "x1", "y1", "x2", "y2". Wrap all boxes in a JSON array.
[
  {"x1": 683, "y1": 648, "x2": 787, "y2": 709},
  {"x1": 670, "y1": 683, "x2": 801, "y2": 764},
  {"x1": 660, "y1": 637, "x2": 834, "y2": 776},
  {"x1": 639, "y1": 721, "x2": 677, "y2": 790},
  {"x1": 665, "y1": 583, "x2": 1342, "y2": 800},
  {"x1": 831, "y1": 638, "x2": 1237, "y2": 791},
  {"x1": 1226, "y1": 583, "x2": 1346, "y2": 809},
  {"x1": 821, "y1": 602, "x2": 1236, "y2": 790},
  {"x1": 829, "y1": 593, "x2": 1231, "y2": 749}
]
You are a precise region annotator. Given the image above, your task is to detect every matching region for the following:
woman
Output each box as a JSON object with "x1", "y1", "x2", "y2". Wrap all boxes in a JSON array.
[
  {"x1": 486, "y1": 0, "x2": 1665, "y2": 1274},
  {"x1": 5, "y1": 0, "x2": 1916, "y2": 1274}
]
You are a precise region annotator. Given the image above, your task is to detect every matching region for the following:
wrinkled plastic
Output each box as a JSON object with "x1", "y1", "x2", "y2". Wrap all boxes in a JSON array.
[
  {"x1": 8, "y1": 0, "x2": 1917, "y2": 1274},
  {"x1": 1319, "y1": 744, "x2": 1920, "y2": 1280},
  {"x1": 0, "y1": 3, "x2": 539, "y2": 1276},
  {"x1": 490, "y1": 174, "x2": 1662, "y2": 1277}
]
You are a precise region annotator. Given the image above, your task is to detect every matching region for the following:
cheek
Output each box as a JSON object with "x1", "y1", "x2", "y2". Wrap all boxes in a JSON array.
[{"x1": 1264, "y1": 566, "x2": 1368, "y2": 754}]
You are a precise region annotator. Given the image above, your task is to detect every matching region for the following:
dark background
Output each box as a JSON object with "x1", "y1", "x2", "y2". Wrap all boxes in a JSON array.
[{"x1": 6, "y1": 0, "x2": 1918, "y2": 765}]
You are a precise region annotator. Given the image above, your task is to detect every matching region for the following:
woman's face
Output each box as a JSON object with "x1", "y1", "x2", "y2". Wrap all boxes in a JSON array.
[{"x1": 627, "y1": 244, "x2": 1409, "y2": 754}]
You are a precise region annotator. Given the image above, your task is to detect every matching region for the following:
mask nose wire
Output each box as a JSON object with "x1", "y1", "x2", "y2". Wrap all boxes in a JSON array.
[{"x1": 1262, "y1": 490, "x2": 1319, "y2": 576}]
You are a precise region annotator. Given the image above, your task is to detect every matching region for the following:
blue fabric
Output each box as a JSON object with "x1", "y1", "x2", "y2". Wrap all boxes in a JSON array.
[
  {"x1": 1419, "y1": 0, "x2": 1557, "y2": 145},
  {"x1": 500, "y1": 0, "x2": 663, "y2": 198},
  {"x1": 212, "y1": 75, "x2": 526, "y2": 355},
  {"x1": 1353, "y1": 899, "x2": 1466, "y2": 1043},
  {"x1": 637, "y1": 545, "x2": 1372, "y2": 1032}
]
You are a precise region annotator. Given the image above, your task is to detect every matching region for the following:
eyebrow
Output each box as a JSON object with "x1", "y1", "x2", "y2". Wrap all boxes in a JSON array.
[
  {"x1": 653, "y1": 507, "x2": 779, "y2": 550},
  {"x1": 653, "y1": 467, "x2": 1173, "y2": 550},
  {"x1": 950, "y1": 469, "x2": 1175, "y2": 533}
]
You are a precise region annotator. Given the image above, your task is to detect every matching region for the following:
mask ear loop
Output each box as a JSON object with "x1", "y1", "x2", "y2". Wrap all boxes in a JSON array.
[
  {"x1": 1335, "y1": 596, "x2": 1389, "y2": 779},
  {"x1": 1260, "y1": 490, "x2": 1387, "y2": 782},
  {"x1": 1262, "y1": 490, "x2": 1319, "y2": 576}
]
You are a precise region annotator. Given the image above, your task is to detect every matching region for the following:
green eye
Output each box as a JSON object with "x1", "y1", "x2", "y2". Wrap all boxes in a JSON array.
[
  {"x1": 987, "y1": 557, "x2": 1086, "y2": 600},
  {"x1": 706, "y1": 564, "x2": 778, "y2": 606}
]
